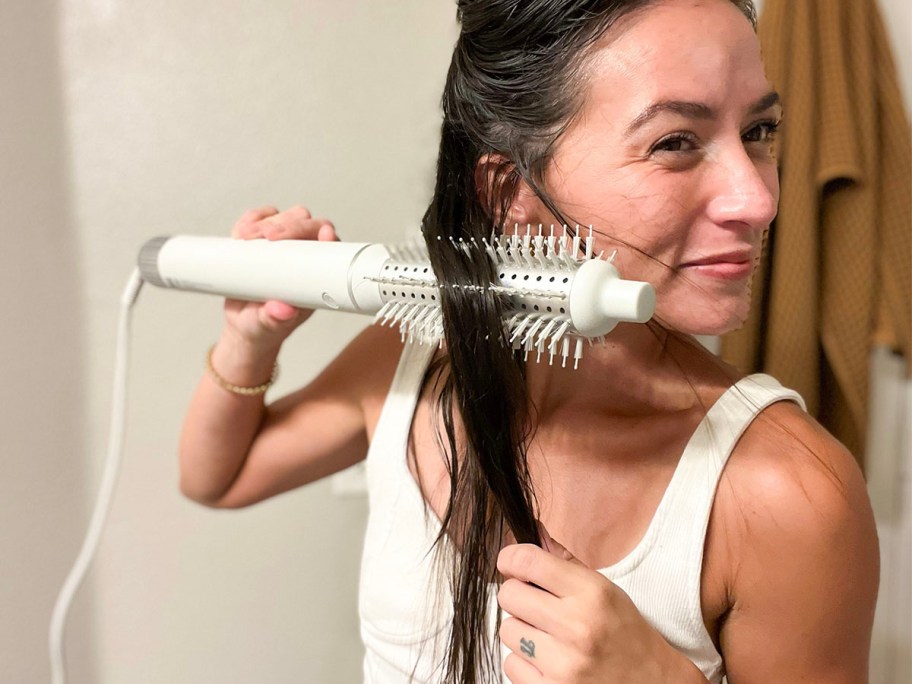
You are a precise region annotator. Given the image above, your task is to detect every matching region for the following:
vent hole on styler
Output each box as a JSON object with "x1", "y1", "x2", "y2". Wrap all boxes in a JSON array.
[{"x1": 534, "y1": 305, "x2": 539, "y2": 311}]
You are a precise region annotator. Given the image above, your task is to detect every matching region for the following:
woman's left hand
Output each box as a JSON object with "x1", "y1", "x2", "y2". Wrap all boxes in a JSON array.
[{"x1": 496, "y1": 526, "x2": 705, "y2": 683}]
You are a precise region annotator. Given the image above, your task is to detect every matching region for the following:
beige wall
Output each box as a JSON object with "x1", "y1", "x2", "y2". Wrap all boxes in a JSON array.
[
  {"x1": 1, "y1": 1, "x2": 97, "y2": 681},
  {"x1": 65, "y1": 1, "x2": 457, "y2": 681},
  {"x1": 3, "y1": 1, "x2": 456, "y2": 682},
  {"x1": 2, "y1": 1, "x2": 908, "y2": 683}
]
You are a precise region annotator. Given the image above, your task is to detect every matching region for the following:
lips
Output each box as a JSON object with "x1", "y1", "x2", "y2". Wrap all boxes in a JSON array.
[{"x1": 680, "y1": 250, "x2": 759, "y2": 280}]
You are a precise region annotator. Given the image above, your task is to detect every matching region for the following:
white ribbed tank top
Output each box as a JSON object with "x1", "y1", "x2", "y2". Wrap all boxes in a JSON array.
[{"x1": 359, "y1": 340, "x2": 804, "y2": 683}]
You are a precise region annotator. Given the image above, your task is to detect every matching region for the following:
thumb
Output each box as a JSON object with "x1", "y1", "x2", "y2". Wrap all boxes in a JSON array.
[
  {"x1": 259, "y1": 300, "x2": 310, "y2": 333},
  {"x1": 537, "y1": 521, "x2": 585, "y2": 566},
  {"x1": 263, "y1": 300, "x2": 299, "y2": 322}
]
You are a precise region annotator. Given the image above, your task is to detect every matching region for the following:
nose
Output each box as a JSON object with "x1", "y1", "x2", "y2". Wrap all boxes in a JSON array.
[{"x1": 705, "y1": 146, "x2": 779, "y2": 230}]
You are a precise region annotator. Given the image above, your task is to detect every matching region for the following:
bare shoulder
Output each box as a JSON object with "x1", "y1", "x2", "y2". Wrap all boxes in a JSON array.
[
  {"x1": 719, "y1": 400, "x2": 874, "y2": 537},
  {"x1": 709, "y1": 399, "x2": 880, "y2": 681}
]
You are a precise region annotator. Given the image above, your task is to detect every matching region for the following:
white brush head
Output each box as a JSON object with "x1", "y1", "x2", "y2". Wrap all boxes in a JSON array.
[{"x1": 373, "y1": 225, "x2": 656, "y2": 366}]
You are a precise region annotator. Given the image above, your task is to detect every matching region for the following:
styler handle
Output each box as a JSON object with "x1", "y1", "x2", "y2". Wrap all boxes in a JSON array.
[{"x1": 138, "y1": 236, "x2": 390, "y2": 313}]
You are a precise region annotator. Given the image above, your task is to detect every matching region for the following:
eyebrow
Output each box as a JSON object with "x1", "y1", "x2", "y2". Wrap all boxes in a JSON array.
[{"x1": 624, "y1": 91, "x2": 782, "y2": 136}]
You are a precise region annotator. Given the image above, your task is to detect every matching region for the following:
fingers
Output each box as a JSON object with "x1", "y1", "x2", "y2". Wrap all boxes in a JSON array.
[
  {"x1": 500, "y1": 617, "x2": 549, "y2": 681},
  {"x1": 316, "y1": 222, "x2": 340, "y2": 242},
  {"x1": 497, "y1": 578, "x2": 563, "y2": 635},
  {"x1": 262, "y1": 300, "x2": 300, "y2": 323},
  {"x1": 231, "y1": 204, "x2": 337, "y2": 242},
  {"x1": 502, "y1": 652, "x2": 542, "y2": 684},
  {"x1": 537, "y1": 522, "x2": 580, "y2": 563},
  {"x1": 498, "y1": 543, "x2": 590, "y2": 599},
  {"x1": 231, "y1": 205, "x2": 279, "y2": 237}
]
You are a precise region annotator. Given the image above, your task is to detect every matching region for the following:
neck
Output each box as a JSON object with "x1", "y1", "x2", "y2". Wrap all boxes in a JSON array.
[{"x1": 525, "y1": 322, "x2": 732, "y2": 420}]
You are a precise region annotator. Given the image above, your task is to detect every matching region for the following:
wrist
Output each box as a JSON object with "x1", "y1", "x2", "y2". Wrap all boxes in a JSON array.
[{"x1": 210, "y1": 331, "x2": 282, "y2": 389}]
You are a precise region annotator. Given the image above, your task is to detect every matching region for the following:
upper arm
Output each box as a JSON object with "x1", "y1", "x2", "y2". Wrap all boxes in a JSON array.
[
  {"x1": 715, "y1": 404, "x2": 880, "y2": 683},
  {"x1": 212, "y1": 324, "x2": 404, "y2": 508}
]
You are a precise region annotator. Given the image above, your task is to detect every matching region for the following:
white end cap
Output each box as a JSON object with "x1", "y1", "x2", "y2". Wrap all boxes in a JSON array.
[{"x1": 568, "y1": 258, "x2": 655, "y2": 337}]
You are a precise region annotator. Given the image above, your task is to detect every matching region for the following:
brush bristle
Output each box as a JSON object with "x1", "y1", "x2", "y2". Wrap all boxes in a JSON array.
[{"x1": 371, "y1": 224, "x2": 600, "y2": 367}]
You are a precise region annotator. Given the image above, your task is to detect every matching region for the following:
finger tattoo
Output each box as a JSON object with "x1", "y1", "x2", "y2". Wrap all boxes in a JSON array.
[{"x1": 519, "y1": 637, "x2": 536, "y2": 658}]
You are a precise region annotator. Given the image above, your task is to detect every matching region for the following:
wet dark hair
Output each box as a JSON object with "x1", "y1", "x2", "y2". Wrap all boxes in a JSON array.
[{"x1": 419, "y1": 1, "x2": 758, "y2": 682}]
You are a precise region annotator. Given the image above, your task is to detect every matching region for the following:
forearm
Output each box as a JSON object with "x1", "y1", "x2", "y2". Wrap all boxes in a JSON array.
[
  {"x1": 659, "y1": 643, "x2": 710, "y2": 683},
  {"x1": 178, "y1": 331, "x2": 281, "y2": 506},
  {"x1": 676, "y1": 660, "x2": 710, "y2": 684}
]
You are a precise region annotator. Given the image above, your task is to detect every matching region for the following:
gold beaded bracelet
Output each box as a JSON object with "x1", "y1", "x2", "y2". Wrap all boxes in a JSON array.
[{"x1": 206, "y1": 345, "x2": 279, "y2": 397}]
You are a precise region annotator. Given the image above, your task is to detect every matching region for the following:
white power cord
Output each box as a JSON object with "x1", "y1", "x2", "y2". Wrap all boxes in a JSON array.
[{"x1": 49, "y1": 269, "x2": 144, "y2": 684}]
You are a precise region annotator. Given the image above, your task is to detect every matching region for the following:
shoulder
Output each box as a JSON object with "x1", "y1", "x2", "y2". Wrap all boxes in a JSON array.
[
  {"x1": 707, "y1": 398, "x2": 880, "y2": 680},
  {"x1": 719, "y1": 399, "x2": 874, "y2": 540}
]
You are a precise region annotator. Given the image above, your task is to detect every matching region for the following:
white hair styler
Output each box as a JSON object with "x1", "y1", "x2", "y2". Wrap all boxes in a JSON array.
[{"x1": 138, "y1": 228, "x2": 655, "y2": 368}]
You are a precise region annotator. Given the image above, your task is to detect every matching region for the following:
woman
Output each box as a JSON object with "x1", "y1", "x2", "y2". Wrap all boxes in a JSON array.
[{"x1": 178, "y1": 0, "x2": 879, "y2": 681}]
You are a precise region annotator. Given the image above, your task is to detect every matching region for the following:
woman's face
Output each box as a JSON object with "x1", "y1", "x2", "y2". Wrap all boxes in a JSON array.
[{"x1": 537, "y1": 0, "x2": 780, "y2": 336}]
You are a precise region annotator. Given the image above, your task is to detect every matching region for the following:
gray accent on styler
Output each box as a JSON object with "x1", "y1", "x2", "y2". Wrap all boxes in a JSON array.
[{"x1": 137, "y1": 236, "x2": 170, "y2": 287}]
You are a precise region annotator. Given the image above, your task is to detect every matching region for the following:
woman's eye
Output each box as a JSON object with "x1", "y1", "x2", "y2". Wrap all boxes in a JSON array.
[
  {"x1": 742, "y1": 120, "x2": 781, "y2": 144},
  {"x1": 649, "y1": 133, "x2": 698, "y2": 155}
]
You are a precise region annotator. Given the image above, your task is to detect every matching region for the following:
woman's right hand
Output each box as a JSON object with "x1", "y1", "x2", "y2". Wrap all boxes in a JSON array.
[{"x1": 222, "y1": 204, "x2": 340, "y2": 351}]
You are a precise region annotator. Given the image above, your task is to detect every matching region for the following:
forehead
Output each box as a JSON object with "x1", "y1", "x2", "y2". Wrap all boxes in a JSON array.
[{"x1": 581, "y1": 0, "x2": 769, "y2": 119}]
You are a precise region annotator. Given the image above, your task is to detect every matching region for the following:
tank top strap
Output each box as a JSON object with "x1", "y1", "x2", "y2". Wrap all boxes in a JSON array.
[
  {"x1": 597, "y1": 374, "x2": 804, "y2": 681},
  {"x1": 672, "y1": 372, "x2": 806, "y2": 501},
  {"x1": 647, "y1": 373, "x2": 806, "y2": 566}
]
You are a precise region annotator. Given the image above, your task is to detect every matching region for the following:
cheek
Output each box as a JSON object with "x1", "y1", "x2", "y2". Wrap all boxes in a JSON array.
[
  {"x1": 656, "y1": 277, "x2": 754, "y2": 335},
  {"x1": 543, "y1": 160, "x2": 702, "y2": 279},
  {"x1": 589, "y1": 185, "x2": 700, "y2": 280}
]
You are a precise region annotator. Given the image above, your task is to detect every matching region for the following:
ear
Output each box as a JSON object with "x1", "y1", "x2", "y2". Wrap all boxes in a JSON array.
[
  {"x1": 475, "y1": 154, "x2": 546, "y2": 229},
  {"x1": 509, "y1": 179, "x2": 543, "y2": 228}
]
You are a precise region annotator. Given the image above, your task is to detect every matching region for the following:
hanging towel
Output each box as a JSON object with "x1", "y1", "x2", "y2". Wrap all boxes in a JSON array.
[{"x1": 721, "y1": 0, "x2": 911, "y2": 464}]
